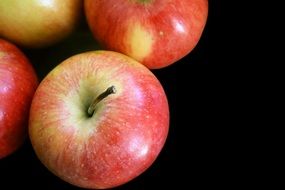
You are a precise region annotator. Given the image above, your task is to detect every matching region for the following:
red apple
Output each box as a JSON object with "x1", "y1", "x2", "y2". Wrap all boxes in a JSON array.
[
  {"x1": 84, "y1": 0, "x2": 208, "y2": 69},
  {"x1": 29, "y1": 51, "x2": 169, "y2": 189},
  {"x1": 0, "y1": 39, "x2": 38, "y2": 159},
  {"x1": 0, "y1": 0, "x2": 82, "y2": 48}
]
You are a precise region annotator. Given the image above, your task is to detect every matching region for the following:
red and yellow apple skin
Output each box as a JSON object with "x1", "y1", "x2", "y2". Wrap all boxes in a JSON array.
[
  {"x1": 85, "y1": 0, "x2": 208, "y2": 69},
  {"x1": 29, "y1": 51, "x2": 169, "y2": 189},
  {"x1": 0, "y1": 39, "x2": 38, "y2": 159},
  {"x1": 0, "y1": 0, "x2": 82, "y2": 48}
]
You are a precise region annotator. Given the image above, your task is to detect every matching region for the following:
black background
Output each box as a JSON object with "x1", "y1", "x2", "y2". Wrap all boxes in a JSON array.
[{"x1": 0, "y1": 1, "x2": 220, "y2": 189}]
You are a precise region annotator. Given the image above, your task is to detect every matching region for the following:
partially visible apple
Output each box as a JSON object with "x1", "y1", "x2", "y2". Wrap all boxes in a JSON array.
[
  {"x1": 85, "y1": 0, "x2": 208, "y2": 69},
  {"x1": 0, "y1": 39, "x2": 38, "y2": 159},
  {"x1": 0, "y1": 0, "x2": 82, "y2": 48},
  {"x1": 29, "y1": 51, "x2": 169, "y2": 189}
]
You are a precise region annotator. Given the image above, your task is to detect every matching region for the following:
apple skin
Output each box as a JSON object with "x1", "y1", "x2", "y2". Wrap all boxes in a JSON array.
[
  {"x1": 0, "y1": 0, "x2": 82, "y2": 48},
  {"x1": 0, "y1": 39, "x2": 38, "y2": 159},
  {"x1": 84, "y1": 0, "x2": 208, "y2": 69},
  {"x1": 29, "y1": 51, "x2": 169, "y2": 189}
]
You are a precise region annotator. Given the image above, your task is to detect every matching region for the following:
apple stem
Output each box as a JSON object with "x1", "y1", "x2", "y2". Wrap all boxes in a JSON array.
[{"x1": 87, "y1": 86, "x2": 116, "y2": 117}]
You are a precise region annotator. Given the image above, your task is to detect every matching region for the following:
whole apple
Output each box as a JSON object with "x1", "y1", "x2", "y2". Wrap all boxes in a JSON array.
[
  {"x1": 0, "y1": 0, "x2": 82, "y2": 48},
  {"x1": 29, "y1": 51, "x2": 169, "y2": 189},
  {"x1": 0, "y1": 39, "x2": 38, "y2": 159},
  {"x1": 85, "y1": 0, "x2": 208, "y2": 69}
]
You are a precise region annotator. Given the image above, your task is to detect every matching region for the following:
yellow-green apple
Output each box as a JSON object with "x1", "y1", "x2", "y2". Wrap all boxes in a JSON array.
[
  {"x1": 0, "y1": 39, "x2": 38, "y2": 159},
  {"x1": 84, "y1": 0, "x2": 208, "y2": 69},
  {"x1": 0, "y1": 0, "x2": 82, "y2": 48},
  {"x1": 29, "y1": 51, "x2": 169, "y2": 189}
]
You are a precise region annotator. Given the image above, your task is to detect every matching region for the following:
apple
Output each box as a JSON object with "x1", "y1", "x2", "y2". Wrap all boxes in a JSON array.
[
  {"x1": 84, "y1": 0, "x2": 208, "y2": 69},
  {"x1": 0, "y1": 39, "x2": 38, "y2": 159},
  {"x1": 29, "y1": 51, "x2": 169, "y2": 189},
  {"x1": 0, "y1": 0, "x2": 82, "y2": 48}
]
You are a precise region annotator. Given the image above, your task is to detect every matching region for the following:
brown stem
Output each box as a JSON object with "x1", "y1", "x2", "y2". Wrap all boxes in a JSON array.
[{"x1": 87, "y1": 86, "x2": 116, "y2": 117}]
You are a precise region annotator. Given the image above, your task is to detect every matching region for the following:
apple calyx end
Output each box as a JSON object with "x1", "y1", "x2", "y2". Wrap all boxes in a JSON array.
[{"x1": 87, "y1": 86, "x2": 116, "y2": 117}]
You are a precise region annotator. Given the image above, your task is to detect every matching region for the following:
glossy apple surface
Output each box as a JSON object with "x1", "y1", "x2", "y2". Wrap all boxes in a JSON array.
[
  {"x1": 29, "y1": 51, "x2": 169, "y2": 189},
  {"x1": 85, "y1": 0, "x2": 208, "y2": 69},
  {"x1": 0, "y1": 39, "x2": 38, "y2": 158},
  {"x1": 0, "y1": 0, "x2": 82, "y2": 48}
]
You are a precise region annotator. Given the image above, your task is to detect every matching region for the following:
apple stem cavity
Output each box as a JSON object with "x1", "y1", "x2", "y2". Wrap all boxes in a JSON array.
[{"x1": 87, "y1": 86, "x2": 116, "y2": 117}]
